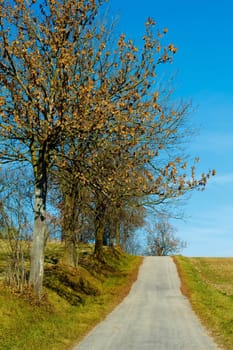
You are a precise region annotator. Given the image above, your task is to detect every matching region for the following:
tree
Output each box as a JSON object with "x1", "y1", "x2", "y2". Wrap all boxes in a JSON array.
[
  {"x1": 146, "y1": 219, "x2": 186, "y2": 256},
  {"x1": 0, "y1": 167, "x2": 33, "y2": 291},
  {"x1": 0, "y1": 0, "x2": 103, "y2": 298},
  {"x1": 56, "y1": 163, "x2": 92, "y2": 266},
  {"x1": 44, "y1": 12, "x2": 186, "y2": 261},
  {"x1": 0, "y1": 0, "x2": 214, "y2": 297}
]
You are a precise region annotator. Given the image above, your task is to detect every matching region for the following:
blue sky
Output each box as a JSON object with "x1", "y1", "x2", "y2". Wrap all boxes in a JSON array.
[{"x1": 110, "y1": 0, "x2": 233, "y2": 256}]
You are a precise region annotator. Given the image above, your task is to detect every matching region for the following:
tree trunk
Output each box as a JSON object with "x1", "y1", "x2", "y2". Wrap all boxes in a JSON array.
[
  {"x1": 29, "y1": 150, "x2": 48, "y2": 300},
  {"x1": 61, "y1": 190, "x2": 79, "y2": 267},
  {"x1": 109, "y1": 230, "x2": 114, "y2": 248},
  {"x1": 64, "y1": 236, "x2": 78, "y2": 267},
  {"x1": 95, "y1": 226, "x2": 104, "y2": 260},
  {"x1": 94, "y1": 203, "x2": 106, "y2": 261},
  {"x1": 115, "y1": 220, "x2": 121, "y2": 247}
]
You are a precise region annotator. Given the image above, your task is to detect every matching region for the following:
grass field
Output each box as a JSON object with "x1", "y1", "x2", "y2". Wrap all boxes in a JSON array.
[
  {"x1": 174, "y1": 256, "x2": 233, "y2": 350},
  {"x1": 0, "y1": 240, "x2": 142, "y2": 350},
  {"x1": 1, "y1": 242, "x2": 232, "y2": 350}
]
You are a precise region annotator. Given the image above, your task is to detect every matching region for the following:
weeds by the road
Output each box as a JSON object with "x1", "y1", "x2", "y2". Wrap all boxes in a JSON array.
[
  {"x1": 0, "y1": 241, "x2": 142, "y2": 350},
  {"x1": 174, "y1": 256, "x2": 233, "y2": 350}
]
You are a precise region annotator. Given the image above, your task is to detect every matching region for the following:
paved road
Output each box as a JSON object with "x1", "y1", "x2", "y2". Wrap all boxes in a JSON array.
[{"x1": 73, "y1": 257, "x2": 219, "y2": 350}]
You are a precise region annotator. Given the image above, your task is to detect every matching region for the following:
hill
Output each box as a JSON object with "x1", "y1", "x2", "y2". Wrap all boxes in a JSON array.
[{"x1": 0, "y1": 241, "x2": 142, "y2": 350}]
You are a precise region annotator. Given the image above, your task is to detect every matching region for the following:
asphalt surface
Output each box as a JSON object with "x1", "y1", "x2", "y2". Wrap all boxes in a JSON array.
[{"x1": 73, "y1": 256, "x2": 219, "y2": 350}]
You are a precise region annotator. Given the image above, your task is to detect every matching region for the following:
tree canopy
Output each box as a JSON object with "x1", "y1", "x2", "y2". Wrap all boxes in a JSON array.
[{"x1": 0, "y1": 0, "x2": 214, "y2": 299}]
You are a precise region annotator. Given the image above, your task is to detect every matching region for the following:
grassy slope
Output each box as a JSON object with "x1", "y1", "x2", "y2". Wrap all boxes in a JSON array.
[
  {"x1": 0, "y1": 242, "x2": 142, "y2": 350},
  {"x1": 174, "y1": 256, "x2": 233, "y2": 350}
]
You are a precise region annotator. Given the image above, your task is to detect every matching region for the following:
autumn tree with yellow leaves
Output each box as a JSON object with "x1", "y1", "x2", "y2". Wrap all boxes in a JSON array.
[
  {"x1": 0, "y1": 0, "x2": 214, "y2": 298},
  {"x1": 0, "y1": 0, "x2": 107, "y2": 298}
]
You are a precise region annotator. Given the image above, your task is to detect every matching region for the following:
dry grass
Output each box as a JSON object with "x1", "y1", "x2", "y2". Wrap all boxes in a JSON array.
[
  {"x1": 0, "y1": 241, "x2": 143, "y2": 350},
  {"x1": 174, "y1": 256, "x2": 233, "y2": 350}
]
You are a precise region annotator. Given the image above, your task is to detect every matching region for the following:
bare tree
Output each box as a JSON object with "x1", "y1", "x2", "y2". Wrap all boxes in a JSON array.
[
  {"x1": 146, "y1": 219, "x2": 186, "y2": 256},
  {"x1": 0, "y1": 167, "x2": 32, "y2": 291}
]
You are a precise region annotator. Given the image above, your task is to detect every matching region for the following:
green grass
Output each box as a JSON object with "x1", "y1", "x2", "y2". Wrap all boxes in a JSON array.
[
  {"x1": 0, "y1": 241, "x2": 142, "y2": 350},
  {"x1": 174, "y1": 256, "x2": 233, "y2": 350}
]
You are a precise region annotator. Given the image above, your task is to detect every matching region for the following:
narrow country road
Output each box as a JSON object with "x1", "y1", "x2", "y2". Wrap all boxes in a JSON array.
[{"x1": 73, "y1": 257, "x2": 219, "y2": 350}]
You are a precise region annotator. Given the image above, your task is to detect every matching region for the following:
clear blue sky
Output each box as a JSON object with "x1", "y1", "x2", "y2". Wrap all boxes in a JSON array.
[{"x1": 109, "y1": 0, "x2": 233, "y2": 256}]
